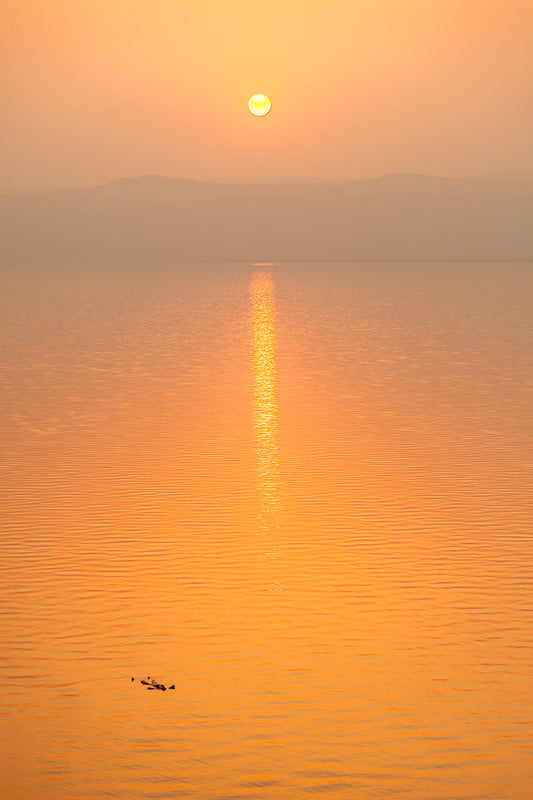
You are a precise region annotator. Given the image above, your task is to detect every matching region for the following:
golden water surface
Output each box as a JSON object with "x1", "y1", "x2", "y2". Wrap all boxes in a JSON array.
[{"x1": 1, "y1": 262, "x2": 532, "y2": 799}]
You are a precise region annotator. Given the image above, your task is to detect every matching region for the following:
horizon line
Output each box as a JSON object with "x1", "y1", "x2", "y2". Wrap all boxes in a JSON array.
[{"x1": 3, "y1": 169, "x2": 533, "y2": 196}]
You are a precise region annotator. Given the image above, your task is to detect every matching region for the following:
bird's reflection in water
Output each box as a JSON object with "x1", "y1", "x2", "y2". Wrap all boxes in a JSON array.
[{"x1": 250, "y1": 273, "x2": 282, "y2": 585}]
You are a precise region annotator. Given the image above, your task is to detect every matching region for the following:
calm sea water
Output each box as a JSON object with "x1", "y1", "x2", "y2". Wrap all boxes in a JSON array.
[{"x1": 1, "y1": 262, "x2": 532, "y2": 799}]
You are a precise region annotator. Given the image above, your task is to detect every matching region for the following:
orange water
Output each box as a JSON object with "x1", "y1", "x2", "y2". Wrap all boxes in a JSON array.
[{"x1": 1, "y1": 262, "x2": 532, "y2": 799}]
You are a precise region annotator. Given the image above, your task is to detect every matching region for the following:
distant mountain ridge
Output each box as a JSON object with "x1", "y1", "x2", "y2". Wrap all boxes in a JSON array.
[{"x1": 1, "y1": 174, "x2": 532, "y2": 262}]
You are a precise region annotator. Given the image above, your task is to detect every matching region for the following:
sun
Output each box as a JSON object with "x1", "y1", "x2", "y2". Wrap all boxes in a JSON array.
[{"x1": 248, "y1": 94, "x2": 272, "y2": 117}]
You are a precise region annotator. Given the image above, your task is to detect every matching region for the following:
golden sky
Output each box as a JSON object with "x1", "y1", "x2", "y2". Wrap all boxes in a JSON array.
[{"x1": 2, "y1": 0, "x2": 532, "y2": 190}]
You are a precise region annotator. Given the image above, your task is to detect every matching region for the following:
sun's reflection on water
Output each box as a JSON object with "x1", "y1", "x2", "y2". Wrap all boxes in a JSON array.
[{"x1": 250, "y1": 272, "x2": 281, "y2": 534}]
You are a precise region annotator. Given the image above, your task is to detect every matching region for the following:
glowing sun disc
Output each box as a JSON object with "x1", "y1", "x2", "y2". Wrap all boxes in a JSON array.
[{"x1": 248, "y1": 93, "x2": 272, "y2": 116}]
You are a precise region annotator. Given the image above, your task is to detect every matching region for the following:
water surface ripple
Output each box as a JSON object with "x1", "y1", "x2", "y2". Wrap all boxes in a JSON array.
[{"x1": 1, "y1": 262, "x2": 532, "y2": 799}]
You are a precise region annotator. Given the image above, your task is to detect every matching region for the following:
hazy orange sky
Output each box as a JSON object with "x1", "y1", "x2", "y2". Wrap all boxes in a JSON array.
[{"x1": 2, "y1": 0, "x2": 532, "y2": 190}]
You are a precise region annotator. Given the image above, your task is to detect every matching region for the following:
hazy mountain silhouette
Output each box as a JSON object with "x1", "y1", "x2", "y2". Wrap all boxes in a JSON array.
[{"x1": 1, "y1": 174, "x2": 532, "y2": 262}]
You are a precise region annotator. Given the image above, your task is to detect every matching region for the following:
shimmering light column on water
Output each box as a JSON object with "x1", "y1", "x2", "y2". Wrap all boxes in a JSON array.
[{"x1": 250, "y1": 272, "x2": 280, "y2": 529}]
